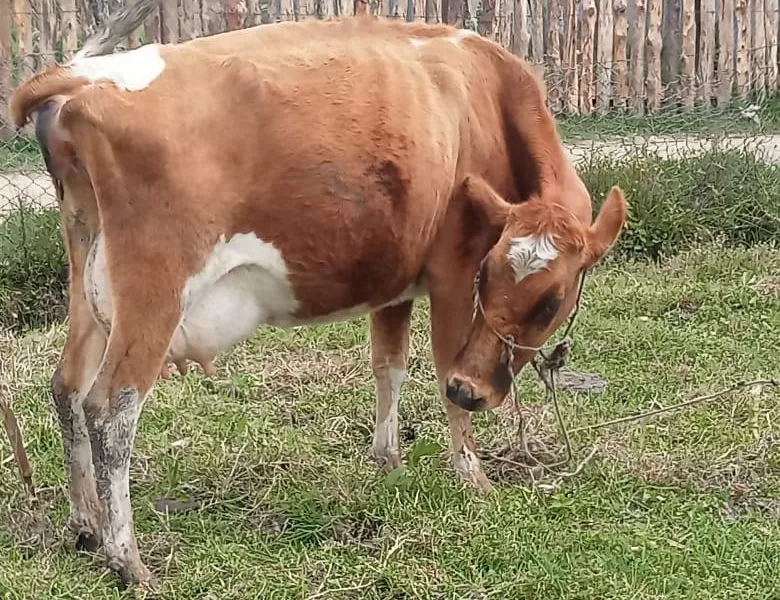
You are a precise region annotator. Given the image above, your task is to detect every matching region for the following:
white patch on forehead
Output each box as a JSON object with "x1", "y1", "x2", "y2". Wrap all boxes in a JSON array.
[
  {"x1": 70, "y1": 44, "x2": 165, "y2": 91},
  {"x1": 410, "y1": 38, "x2": 429, "y2": 48},
  {"x1": 506, "y1": 234, "x2": 559, "y2": 283}
]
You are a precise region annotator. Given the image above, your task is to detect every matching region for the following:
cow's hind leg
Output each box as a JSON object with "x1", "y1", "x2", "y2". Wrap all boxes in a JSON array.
[
  {"x1": 82, "y1": 295, "x2": 180, "y2": 587},
  {"x1": 370, "y1": 301, "x2": 413, "y2": 470},
  {"x1": 51, "y1": 295, "x2": 108, "y2": 551}
]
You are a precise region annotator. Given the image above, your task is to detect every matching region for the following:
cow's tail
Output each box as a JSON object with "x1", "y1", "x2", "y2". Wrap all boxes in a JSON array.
[{"x1": 9, "y1": 0, "x2": 162, "y2": 129}]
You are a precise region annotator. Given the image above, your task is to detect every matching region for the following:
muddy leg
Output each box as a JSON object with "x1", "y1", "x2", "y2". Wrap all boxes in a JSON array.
[
  {"x1": 51, "y1": 313, "x2": 108, "y2": 551},
  {"x1": 369, "y1": 301, "x2": 413, "y2": 470},
  {"x1": 82, "y1": 301, "x2": 179, "y2": 586},
  {"x1": 430, "y1": 290, "x2": 493, "y2": 492}
]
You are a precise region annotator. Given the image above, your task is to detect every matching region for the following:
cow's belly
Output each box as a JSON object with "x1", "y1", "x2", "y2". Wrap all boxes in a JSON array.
[{"x1": 84, "y1": 232, "x2": 425, "y2": 371}]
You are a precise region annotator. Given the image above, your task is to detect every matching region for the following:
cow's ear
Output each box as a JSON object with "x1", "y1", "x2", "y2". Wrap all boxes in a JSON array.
[
  {"x1": 460, "y1": 175, "x2": 511, "y2": 230},
  {"x1": 584, "y1": 186, "x2": 627, "y2": 268}
]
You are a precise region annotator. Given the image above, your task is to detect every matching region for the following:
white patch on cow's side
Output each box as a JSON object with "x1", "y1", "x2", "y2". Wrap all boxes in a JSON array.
[
  {"x1": 506, "y1": 234, "x2": 559, "y2": 283},
  {"x1": 448, "y1": 28, "x2": 479, "y2": 45},
  {"x1": 70, "y1": 44, "x2": 165, "y2": 91},
  {"x1": 410, "y1": 38, "x2": 429, "y2": 48},
  {"x1": 372, "y1": 368, "x2": 406, "y2": 463},
  {"x1": 174, "y1": 233, "x2": 300, "y2": 364}
]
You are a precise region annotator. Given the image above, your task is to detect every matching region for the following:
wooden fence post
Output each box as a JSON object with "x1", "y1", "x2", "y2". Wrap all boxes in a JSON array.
[
  {"x1": 580, "y1": 0, "x2": 597, "y2": 113},
  {"x1": 717, "y1": 0, "x2": 735, "y2": 105},
  {"x1": 61, "y1": 0, "x2": 80, "y2": 60},
  {"x1": 680, "y1": 0, "x2": 695, "y2": 107},
  {"x1": 613, "y1": 0, "x2": 628, "y2": 111},
  {"x1": 753, "y1": 0, "x2": 766, "y2": 98},
  {"x1": 0, "y1": 0, "x2": 13, "y2": 141},
  {"x1": 596, "y1": 0, "x2": 613, "y2": 113},
  {"x1": 513, "y1": 0, "x2": 529, "y2": 57},
  {"x1": 546, "y1": 0, "x2": 563, "y2": 112},
  {"x1": 697, "y1": 0, "x2": 715, "y2": 105},
  {"x1": 630, "y1": 0, "x2": 646, "y2": 114},
  {"x1": 735, "y1": 0, "x2": 750, "y2": 99},
  {"x1": 529, "y1": 0, "x2": 544, "y2": 78},
  {"x1": 646, "y1": 0, "x2": 663, "y2": 111},
  {"x1": 766, "y1": 0, "x2": 779, "y2": 91},
  {"x1": 563, "y1": 0, "x2": 579, "y2": 113}
]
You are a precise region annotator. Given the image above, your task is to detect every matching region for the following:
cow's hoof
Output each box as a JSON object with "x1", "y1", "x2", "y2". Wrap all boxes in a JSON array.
[
  {"x1": 454, "y1": 451, "x2": 495, "y2": 493},
  {"x1": 110, "y1": 558, "x2": 153, "y2": 590},
  {"x1": 371, "y1": 447, "x2": 403, "y2": 472}
]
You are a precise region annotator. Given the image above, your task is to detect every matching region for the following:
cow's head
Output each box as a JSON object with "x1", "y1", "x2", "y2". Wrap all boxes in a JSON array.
[{"x1": 445, "y1": 176, "x2": 627, "y2": 412}]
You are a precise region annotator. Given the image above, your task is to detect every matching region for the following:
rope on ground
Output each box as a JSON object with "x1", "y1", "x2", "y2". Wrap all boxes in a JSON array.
[{"x1": 485, "y1": 350, "x2": 779, "y2": 484}]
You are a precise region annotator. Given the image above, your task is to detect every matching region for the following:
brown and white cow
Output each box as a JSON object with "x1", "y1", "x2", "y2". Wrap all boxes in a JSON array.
[{"x1": 10, "y1": 3, "x2": 627, "y2": 587}]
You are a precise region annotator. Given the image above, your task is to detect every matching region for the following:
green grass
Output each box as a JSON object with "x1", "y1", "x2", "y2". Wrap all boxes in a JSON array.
[
  {"x1": 0, "y1": 242, "x2": 778, "y2": 599},
  {"x1": 0, "y1": 135, "x2": 43, "y2": 170},
  {"x1": 558, "y1": 93, "x2": 780, "y2": 141}
]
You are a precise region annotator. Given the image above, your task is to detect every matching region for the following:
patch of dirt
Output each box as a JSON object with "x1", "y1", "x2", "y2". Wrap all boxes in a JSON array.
[
  {"x1": 664, "y1": 299, "x2": 700, "y2": 323},
  {"x1": 246, "y1": 510, "x2": 289, "y2": 537},
  {"x1": 755, "y1": 276, "x2": 780, "y2": 297},
  {"x1": 328, "y1": 512, "x2": 383, "y2": 545},
  {"x1": 719, "y1": 486, "x2": 780, "y2": 523},
  {"x1": 554, "y1": 369, "x2": 609, "y2": 394}
]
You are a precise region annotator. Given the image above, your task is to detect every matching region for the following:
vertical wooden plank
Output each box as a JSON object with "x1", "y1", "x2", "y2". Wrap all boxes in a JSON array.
[
  {"x1": 646, "y1": 0, "x2": 663, "y2": 111},
  {"x1": 144, "y1": 7, "x2": 162, "y2": 43},
  {"x1": 766, "y1": 0, "x2": 779, "y2": 90},
  {"x1": 317, "y1": 0, "x2": 334, "y2": 18},
  {"x1": 662, "y1": 0, "x2": 682, "y2": 106},
  {"x1": 680, "y1": 0, "x2": 695, "y2": 107},
  {"x1": 613, "y1": 0, "x2": 629, "y2": 110},
  {"x1": 753, "y1": 0, "x2": 766, "y2": 97},
  {"x1": 442, "y1": 0, "x2": 463, "y2": 24},
  {"x1": 0, "y1": 0, "x2": 13, "y2": 140},
  {"x1": 513, "y1": 0, "x2": 529, "y2": 57},
  {"x1": 580, "y1": 0, "x2": 597, "y2": 113},
  {"x1": 496, "y1": 0, "x2": 512, "y2": 47},
  {"x1": 630, "y1": 0, "x2": 646, "y2": 114},
  {"x1": 39, "y1": 0, "x2": 57, "y2": 65},
  {"x1": 696, "y1": 0, "x2": 715, "y2": 105},
  {"x1": 180, "y1": 0, "x2": 203, "y2": 38},
  {"x1": 530, "y1": 0, "x2": 544, "y2": 78},
  {"x1": 717, "y1": 0, "x2": 735, "y2": 104},
  {"x1": 279, "y1": 0, "x2": 295, "y2": 19},
  {"x1": 595, "y1": 0, "x2": 613, "y2": 113},
  {"x1": 735, "y1": 0, "x2": 750, "y2": 98},
  {"x1": 202, "y1": 0, "x2": 226, "y2": 34},
  {"x1": 425, "y1": 0, "x2": 441, "y2": 22},
  {"x1": 160, "y1": 0, "x2": 179, "y2": 42},
  {"x1": 61, "y1": 0, "x2": 80, "y2": 59},
  {"x1": 225, "y1": 0, "x2": 247, "y2": 28},
  {"x1": 547, "y1": 0, "x2": 563, "y2": 111},
  {"x1": 563, "y1": 0, "x2": 579, "y2": 113},
  {"x1": 14, "y1": 0, "x2": 35, "y2": 79}
]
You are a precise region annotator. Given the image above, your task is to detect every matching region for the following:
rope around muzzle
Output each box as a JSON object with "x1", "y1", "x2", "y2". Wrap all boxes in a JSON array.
[{"x1": 471, "y1": 256, "x2": 588, "y2": 473}]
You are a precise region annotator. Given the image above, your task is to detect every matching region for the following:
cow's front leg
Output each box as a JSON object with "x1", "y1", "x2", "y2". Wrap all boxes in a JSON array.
[
  {"x1": 430, "y1": 288, "x2": 493, "y2": 492},
  {"x1": 51, "y1": 306, "x2": 108, "y2": 551},
  {"x1": 369, "y1": 301, "x2": 413, "y2": 470}
]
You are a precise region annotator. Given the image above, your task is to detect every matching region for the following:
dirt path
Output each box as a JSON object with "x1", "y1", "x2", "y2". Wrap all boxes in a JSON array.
[{"x1": 3, "y1": 132, "x2": 780, "y2": 217}]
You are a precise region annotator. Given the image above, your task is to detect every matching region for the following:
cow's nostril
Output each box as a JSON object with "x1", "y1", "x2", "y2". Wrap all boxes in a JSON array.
[{"x1": 445, "y1": 377, "x2": 484, "y2": 411}]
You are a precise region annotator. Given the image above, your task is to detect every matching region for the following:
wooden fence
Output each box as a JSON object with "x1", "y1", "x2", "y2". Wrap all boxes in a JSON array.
[{"x1": 1, "y1": 0, "x2": 780, "y2": 124}]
